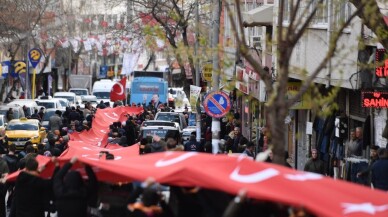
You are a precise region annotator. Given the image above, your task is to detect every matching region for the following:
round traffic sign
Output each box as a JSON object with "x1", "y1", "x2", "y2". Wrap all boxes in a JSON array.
[{"x1": 203, "y1": 91, "x2": 231, "y2": 118}]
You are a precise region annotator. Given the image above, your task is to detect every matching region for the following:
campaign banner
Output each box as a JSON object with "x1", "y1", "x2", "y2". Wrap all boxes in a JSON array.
[{"x1": 190, "y1": 85, "x2": 202, "y2": 113}]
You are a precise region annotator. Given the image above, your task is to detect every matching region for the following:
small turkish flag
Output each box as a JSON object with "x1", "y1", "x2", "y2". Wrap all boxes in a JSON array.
[{"x1": 110, "y1": 77, "x2": 126, "y2": 102}]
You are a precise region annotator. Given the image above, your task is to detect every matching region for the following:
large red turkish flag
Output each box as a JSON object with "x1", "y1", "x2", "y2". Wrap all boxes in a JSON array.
[
  {"x1": 110, "y1": 77, "x2": 126, "y2": 102},
  {"x1": 7, "y1": 151, "x2": 388, "y2": 217}
]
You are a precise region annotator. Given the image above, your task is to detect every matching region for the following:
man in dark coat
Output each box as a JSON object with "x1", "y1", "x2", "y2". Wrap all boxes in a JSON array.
[
  {"x1": 371, "y1": 148, "x2": 388, "y2": 191},
  {"x1": 304, "y1": 149, "x2": 325, "y2": 175},
  {"x1": 38, "y1": 107, "x2": 45, "y2": 120},
  {"x1": 357, "y1": 145, "x2": 379, "y2": 185},
  {"x1": 68, "y1": 107, "x2": 81, "y2": 123},
  {"x1": 30, "y1": 109, "x2": 41, "y2": 121},
  {"x1": 11, "y1": 157, "x2": 52, "y2": 217},
  {"x1": 184, "y1": 135, "x2": 203, "y2": 152},
  {"x1": 49, "y1": 110, "x2": 62, "y2": 132},
  {"x1": 53, "y1": 157, "x2": 98, "y2": 217},
  {"x1": 125, "y1": 117, "x2": 137, "y2": 146}
]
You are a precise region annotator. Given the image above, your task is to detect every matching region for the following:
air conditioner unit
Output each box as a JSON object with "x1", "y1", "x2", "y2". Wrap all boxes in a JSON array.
[{"x1": 250, "y1": 36, "x2": 262, "y2": 50}]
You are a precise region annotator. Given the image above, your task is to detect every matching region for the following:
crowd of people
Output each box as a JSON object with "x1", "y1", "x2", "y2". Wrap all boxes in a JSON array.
[
  {"x1": 304, "y1": 127, "x2": 388, "y2": 192},
  {"x1": 0, "y1": 98, "x2": 373, "y2": 217}
]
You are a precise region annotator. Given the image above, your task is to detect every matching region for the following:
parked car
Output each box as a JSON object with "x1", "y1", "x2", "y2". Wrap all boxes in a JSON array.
[
  {"x1": 5, "y1": 118, "x2": 46, "y2": 151},
  {"x1": 0, "y1": 105, "x2": 26, "y2": 122},
  {"x1": 154, "y1": 112, "x2": 188, "y2": 131},
  {"x1": 54, "y1": 92, "x2": 78, "y2": 106}
]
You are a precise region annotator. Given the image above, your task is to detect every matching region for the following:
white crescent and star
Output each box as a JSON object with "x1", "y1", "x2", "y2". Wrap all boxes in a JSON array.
[
  {"x1": 115, "y1": 83, "x2": 124, "y2": 95},
  {"x1": 230, "y1": 167, "x2": 279, "y2": 183},
  {"x1": 342, "y1": 202, "x2": 388, "y2": 215},
  {"x1": 155, "y1": 152, "x2": 198, "y2": 167}
]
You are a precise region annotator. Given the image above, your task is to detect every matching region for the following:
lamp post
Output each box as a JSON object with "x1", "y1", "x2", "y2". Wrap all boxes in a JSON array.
[
  {"x1": 195, "y1": 0, "x2": 202, "y2": 142},
  {"x1": 210, "y1": 0, "x2": 221, "y2": 154}
]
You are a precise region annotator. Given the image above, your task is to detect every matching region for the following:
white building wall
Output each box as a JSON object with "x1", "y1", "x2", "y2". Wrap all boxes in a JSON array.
[{"x1": 288, "y1": 23, "x2": 361, "y2": 90}]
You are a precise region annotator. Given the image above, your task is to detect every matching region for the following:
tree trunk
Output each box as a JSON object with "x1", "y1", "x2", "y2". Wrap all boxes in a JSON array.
[{"x1": 267, "y1": 60, "x2": 290, "y2": 165}]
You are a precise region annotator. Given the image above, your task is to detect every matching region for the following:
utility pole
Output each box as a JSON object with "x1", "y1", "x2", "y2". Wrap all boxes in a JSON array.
[
  {"x1": 25, "y1": 0, "x2": 31, "y2": 99},
  {"x1": 211, "y1": 0, "x2": 221, "y2": 154},
  {"x1": 195, "y1": 0, "x2": 201, "y2": 142}
]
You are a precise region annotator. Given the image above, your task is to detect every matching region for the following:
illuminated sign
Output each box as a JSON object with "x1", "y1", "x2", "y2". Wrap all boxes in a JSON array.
[
  {"x1": 362, "y1": 91, "x2": 388, "y2": 108},
  {"x1": 375, "y1": 49, "x2": 388, "y2": 77}
]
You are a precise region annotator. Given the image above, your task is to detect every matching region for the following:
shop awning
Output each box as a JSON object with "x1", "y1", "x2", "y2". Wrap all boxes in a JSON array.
[{"x1": 243, "y1": 4, "x2": 274, "y2": 26}]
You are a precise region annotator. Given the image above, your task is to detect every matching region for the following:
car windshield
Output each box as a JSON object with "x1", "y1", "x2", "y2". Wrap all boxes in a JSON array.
[
  {"x1": 54, "y1": 96, "x2": 74, "y2": 102},
  {"x1": 37, "y1": 102, "x2": 55, "y2": 109},
  {"x1": 0, "y1": 109, "x2": 20, "y2": 119},
  {"x1": 43, "y1": 110, "x2": 56, "y2": 121},
  {"x1": 58, "y1": 100, "x2": 68, "y2": 107},
  {"x1": 70, "y1": 89, "x2": 88, "y2": 96},
  {"x1": 93, "y1": 92, "x2": 110, "y2": 99},
  {"x1": 7, "y1": 123, "x2": 38, "y2": 131},
  {"x1": 156, "y1": 114, "x2": 180, "y2": 123},
  {"x1": 141, "y1": 129, "x2": 179, "y2": 139}
]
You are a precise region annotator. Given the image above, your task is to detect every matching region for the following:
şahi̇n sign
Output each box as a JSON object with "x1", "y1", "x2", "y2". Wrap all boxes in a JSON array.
[{"x1": 362, "y1": 91, "x2": 388, "y2": 108}]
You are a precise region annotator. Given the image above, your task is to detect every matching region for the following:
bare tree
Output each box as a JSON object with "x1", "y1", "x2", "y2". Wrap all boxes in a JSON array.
[
  {"x1": 0, "y1": 0, "x2": 55, "y2": 101},
  {"x1": 225, "y1": 0, "x2": 383, "y2": 164}
]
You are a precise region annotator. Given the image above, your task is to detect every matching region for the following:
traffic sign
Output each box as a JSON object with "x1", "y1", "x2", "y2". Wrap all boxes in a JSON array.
[
  {"x1": 202, "y1": 63, "x2": 212, "y2": 82},
  {"x1": 203, "y1": 91, "x2": 231, "y2": 118},
  {"x1": 28, "y1": 48, "x2": 42, "y2": 68}
]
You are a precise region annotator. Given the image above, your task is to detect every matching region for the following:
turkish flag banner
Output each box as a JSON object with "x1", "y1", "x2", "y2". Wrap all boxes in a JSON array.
[
  {"x1": 7, "y1": 151, "x2": 388, "y2": 217},
  {"x1": 69, "y1": 106, "x2": 143, "y2": 146},
  {"x1": 110, "y1": 77, "x2": 126, "y2": 102}
]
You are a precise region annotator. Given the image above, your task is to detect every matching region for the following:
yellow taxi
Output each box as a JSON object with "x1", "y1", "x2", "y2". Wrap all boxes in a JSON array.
[{"x1": 5, "y1": 118, "x2": 46, "y2": 150}]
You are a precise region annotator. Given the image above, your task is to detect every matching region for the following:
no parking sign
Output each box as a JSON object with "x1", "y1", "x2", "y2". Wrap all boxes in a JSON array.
[{"x1": 203, "y1": 91, "x2": 231, "y2": 118}]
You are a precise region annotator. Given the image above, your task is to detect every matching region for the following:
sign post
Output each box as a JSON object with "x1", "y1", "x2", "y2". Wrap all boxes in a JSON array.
[
  {"x1": 202, "y1": 63, "x2": 212, "y2": 83},
  {"x1": 28, "y1": 48, "x2": 43, "y2": 99},
  {"x1": 203, "y1": 91, "x2": 231, "y2": 118}
]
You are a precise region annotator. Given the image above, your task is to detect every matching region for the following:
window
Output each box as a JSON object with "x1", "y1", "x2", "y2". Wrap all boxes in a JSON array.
[
  {"x1": 335, "y1": 1, "x2": 352, "y2": 27},
  {"x1": 310, "y1": 0, "x2": 328, "y2": 25},
  {"x1": 283, "y1": 0, "x2": 290, "y2": 22}
]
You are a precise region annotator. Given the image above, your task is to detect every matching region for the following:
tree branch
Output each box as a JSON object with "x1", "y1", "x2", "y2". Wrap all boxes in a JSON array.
[{"x1": 286, "y1": 5, "x2": 364, "y2": 108}]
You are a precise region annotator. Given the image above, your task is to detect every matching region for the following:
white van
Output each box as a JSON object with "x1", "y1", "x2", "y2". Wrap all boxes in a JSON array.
[
  {"x1": 54, "y1": 92, "x2": 77, "y2": 106},
  {"x1": 92, "y1": 79, "x2": 116, "y2": 106}
]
